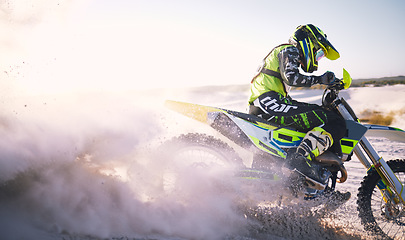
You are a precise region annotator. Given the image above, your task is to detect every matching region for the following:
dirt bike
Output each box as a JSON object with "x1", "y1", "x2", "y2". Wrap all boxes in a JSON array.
[{"x1": 163, "y1": 69, "x2": 405, "y2": 239}]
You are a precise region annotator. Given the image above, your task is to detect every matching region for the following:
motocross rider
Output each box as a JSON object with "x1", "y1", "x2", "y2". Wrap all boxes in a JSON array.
[{"x1": 249, "y1": 24, "x2": 346, "y2": 185}]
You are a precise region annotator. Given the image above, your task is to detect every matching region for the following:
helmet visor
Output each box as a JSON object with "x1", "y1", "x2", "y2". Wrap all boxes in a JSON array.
[
  {"x1": 319, "y1": 38, "x2": 340, "y2": 60},
  {"x1": 307, "y1": 24, "x2": 340, "y2": 60}
]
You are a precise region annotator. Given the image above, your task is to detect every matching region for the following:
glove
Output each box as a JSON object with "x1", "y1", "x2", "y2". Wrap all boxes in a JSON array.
[{"x1": 319, "y1": 71, "x2": 336, "y2": 85}]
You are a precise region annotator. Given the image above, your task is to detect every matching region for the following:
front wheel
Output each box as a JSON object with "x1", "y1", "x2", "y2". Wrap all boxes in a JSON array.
[{"x1": 357, "y1": 159, "x2": 405, "y2": 239}]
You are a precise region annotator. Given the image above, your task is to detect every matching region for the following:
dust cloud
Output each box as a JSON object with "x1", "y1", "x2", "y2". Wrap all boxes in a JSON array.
[
  {"x1": 0, "y1": 89, "x2": 369, "y2": 240},
  {"x1": 0, "y1": 1, "x2": 400, "y2": 240}
]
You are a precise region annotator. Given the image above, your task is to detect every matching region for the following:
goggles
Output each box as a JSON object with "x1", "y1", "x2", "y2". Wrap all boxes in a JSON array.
[{"x1": 315, "y1": 48, "x2": 325, "y2": 61}]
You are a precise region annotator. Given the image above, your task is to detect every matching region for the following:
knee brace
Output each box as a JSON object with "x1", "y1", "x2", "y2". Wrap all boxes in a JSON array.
[{"x1": 296, "y1": 127, "x2": 333, "y2": 161}]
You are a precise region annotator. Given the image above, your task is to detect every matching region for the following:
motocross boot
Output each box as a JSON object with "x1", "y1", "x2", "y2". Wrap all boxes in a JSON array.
[{"x1": 289, "y1": 127, "x2": 333, "y2": 185}]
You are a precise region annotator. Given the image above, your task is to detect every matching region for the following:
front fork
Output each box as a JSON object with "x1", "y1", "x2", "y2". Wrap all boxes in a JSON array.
[
  {"x1": 335, "y1": 100, "x2": 405, "y2": 204},
  {"x1": 354, "y1": 137, "x2": 405, "y2": 204}
]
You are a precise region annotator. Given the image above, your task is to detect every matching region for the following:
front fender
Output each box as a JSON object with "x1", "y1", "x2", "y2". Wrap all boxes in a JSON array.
[{"x1": 365, "y1": 124, "x2": 405, "y2": 143}]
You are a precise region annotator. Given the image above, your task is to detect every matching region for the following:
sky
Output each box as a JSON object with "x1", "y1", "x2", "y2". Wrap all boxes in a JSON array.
[{"x1": 1, "y1": 0, "x2": 405, "y2": 94}]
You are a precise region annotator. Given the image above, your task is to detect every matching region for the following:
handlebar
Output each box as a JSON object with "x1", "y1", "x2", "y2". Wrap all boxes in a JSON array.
[
  {"x1": 327, "y1": 78, "x2": 345, "y2": 91},
  {"x1": 322, "y1": 69, "x2": 352, "y2": 109},
  {"x1": 326, "y1": 68, "x2": 352, "y2": 91}
]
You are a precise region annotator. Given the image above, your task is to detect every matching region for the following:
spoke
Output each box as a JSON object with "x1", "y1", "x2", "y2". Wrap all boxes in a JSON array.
[
  {"x1": 163, "y1": 145, "x2": 232, "y2": 192},
  {"x1": 370, "y1": 171, "x2": 405, "y2": 239}
]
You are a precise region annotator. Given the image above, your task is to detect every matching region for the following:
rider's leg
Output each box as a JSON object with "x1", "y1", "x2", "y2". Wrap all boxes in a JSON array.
[
  {"x1": 251, "y1": 91, "x2": 329, "y2": 132},
  {"x1": 296, "y1": 127, "x2": 333, "y2": 161},
  {"x1": 290, "y1": 127, "x2": 333, "y2": 183}
]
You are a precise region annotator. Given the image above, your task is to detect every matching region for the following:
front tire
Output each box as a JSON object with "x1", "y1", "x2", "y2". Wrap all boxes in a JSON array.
[{"x1": 357, "y1": 159, "x2": 405, "y2": 239}]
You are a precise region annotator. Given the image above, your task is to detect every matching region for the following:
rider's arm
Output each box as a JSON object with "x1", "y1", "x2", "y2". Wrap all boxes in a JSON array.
[{"x1": 278, "y1": 46, "x2": 319, "y2": 87}]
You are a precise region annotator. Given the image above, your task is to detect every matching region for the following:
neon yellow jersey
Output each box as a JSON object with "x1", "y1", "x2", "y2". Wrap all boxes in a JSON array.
[{"x1": 249, "y1": 44, "x2": 292, "y2": 104}]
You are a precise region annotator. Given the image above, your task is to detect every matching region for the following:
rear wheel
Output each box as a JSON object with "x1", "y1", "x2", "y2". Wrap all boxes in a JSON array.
[
  {"x1": 157, "y1": 133, "x2": 243, "y2": 192},
  {"x1": 357, "y1": 159, "x2": 405, "y2": 239}
]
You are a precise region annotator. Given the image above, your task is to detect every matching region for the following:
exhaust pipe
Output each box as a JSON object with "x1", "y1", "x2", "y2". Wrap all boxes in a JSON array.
[{"x1": 316, "y1": 151, "x2": 348, "y2": 183}]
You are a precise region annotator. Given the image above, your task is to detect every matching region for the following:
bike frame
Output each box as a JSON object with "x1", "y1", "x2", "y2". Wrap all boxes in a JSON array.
[{"x1": 335, "y1": 97, "x2": 405, "y2": 204}]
